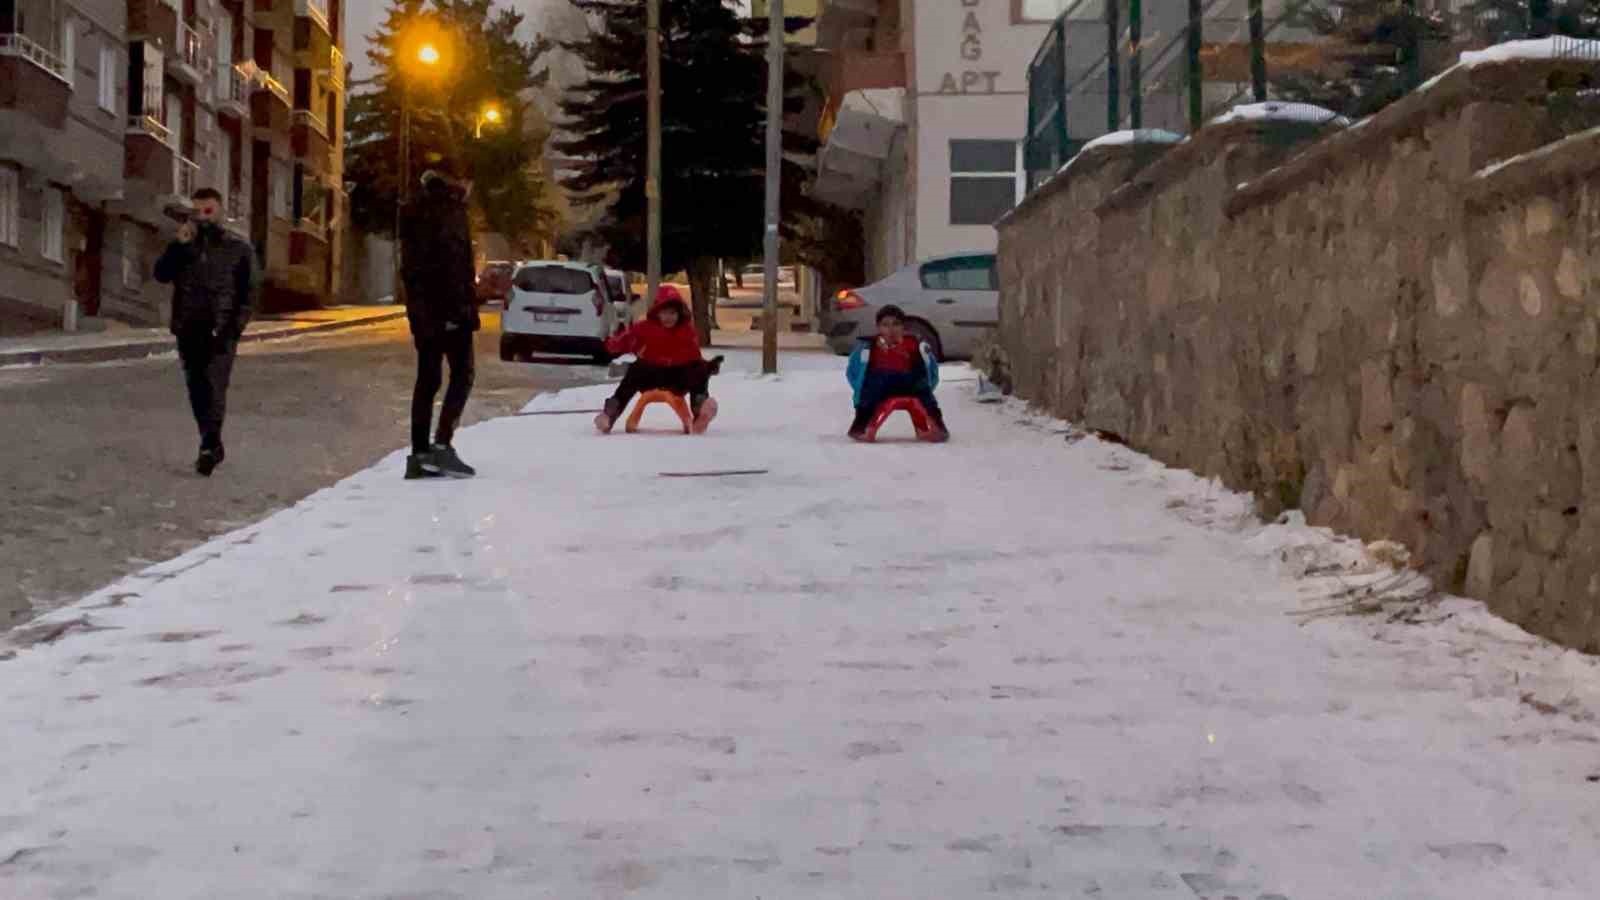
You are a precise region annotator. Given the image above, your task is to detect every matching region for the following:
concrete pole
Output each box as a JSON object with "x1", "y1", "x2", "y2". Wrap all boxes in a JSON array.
[
  {"x1": 761, "y1": 0, "x2": 783, "y2": 375},
  {"x1": 646, "y1": 0, "x2": 662, "y2": 307}
]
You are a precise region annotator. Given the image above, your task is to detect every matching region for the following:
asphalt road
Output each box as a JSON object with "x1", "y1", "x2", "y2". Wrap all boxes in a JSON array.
[{"x1": 1, "y1": 312, "x2": 608, "y2": 632}]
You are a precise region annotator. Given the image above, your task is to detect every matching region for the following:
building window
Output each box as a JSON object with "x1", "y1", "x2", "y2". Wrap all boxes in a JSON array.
[
  {"x1": 0, "y1": 167, "x2": 19, "y2": 249},
  {"x1": 272, "y1": 160, "x2": 292, "y2": 219},
  {"x1": 98, "y1": 44, "x2": 118, "y2": 112},
  {"x1": 1014, "y1": 0, "x2": 1105, "y2": 25},
  {"x1": 42, "y1": 188, "x2": 65, "y2": 263},
  {"x1": 122, "y1": 224, "x2": 143, "y2": 289},
  {"x1": 62, "y1": 19, "x2": 77, "y2": 87},
  {"x1": 949, "y1": 140, "x2": 1019, "y2": 227}
]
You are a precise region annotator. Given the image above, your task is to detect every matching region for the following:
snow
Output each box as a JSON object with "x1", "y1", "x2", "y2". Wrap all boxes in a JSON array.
[
  {"x1": 1461, "y1": 36, "x2": 1600, "y2": 67},
  {"x1": 1079, "y1": 128, "x2": 1185, "y2": 155},
  {"x1": 4, "y1": 352, "x2": 1600, "y2": 898},
  {"x1": 1209, "y1": 101, "x2": 1351, "y2": 128}
]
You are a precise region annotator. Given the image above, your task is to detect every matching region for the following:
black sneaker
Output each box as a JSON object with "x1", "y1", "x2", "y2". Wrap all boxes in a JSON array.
[
  {"x1": 196, "y1": 446, "x2": 225, "y2": 477},
  {"x1": 405, "y1": 453, "x2": 443, "y2": 480},
  {"x1": 430, "y1": 444, "x2": 476, "y2": 478}
]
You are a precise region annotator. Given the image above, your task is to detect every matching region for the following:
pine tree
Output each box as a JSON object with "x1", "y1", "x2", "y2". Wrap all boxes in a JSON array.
[
  {"x1": 1272, "y1": 0, "x2": 1454, "y2": 119},
  {"x1": 557, "y1": 0, "x2": 820, "y2": 341},
  {"x1": 345, "y1": 0, "x2": 561, "y2": 255},
  {"x1": 1459, "y1": 0, "x2": 1600, "y2": 42}
]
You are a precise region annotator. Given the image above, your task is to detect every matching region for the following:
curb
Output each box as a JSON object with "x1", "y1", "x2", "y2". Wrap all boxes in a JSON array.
[{"x1": 0, "y1": 309, "x2": 407, "y2": 368}]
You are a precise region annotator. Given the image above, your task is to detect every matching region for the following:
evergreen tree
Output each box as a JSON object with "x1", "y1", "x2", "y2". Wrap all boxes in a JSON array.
[
  {"x1": 557, "y1": 0, "x2": 819, "y2": 341},
  {"x1": 1458, "y1": 0, "x2": 1600, "y2": 42},
  {"x1": 346, "y1": 0, "x2": 561, "y2": 255},
  {"x1": 1272, "y1": 0, "x2": 1453, "y2": 119}
]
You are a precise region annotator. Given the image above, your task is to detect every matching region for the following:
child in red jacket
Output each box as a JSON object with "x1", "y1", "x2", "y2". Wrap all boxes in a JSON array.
[{"x1": 594, "y1": 285, "x2": 723, "y2": 434}]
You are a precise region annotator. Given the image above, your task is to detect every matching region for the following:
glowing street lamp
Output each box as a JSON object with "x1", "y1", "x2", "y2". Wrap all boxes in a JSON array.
[
  {"x1": 475, "y1": 104, "x2": 502, "y2": 139},
  {"x1": 417, "y1": 43, "x2": 441, "y2": 66}
]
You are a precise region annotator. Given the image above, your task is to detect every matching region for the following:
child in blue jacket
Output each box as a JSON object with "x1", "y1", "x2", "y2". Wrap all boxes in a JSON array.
[{"x1": 846, "y1": 305, "x2": 948, "y2": 441}]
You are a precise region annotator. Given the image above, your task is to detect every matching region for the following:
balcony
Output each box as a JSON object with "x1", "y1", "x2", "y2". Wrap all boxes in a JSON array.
[
  {"x1": 124, "y1": 111, "x2": 177, "y2": 193},
  {"x1": 171, "y1": 155, "x2": 199, "y2": 202},
  {"x1": 296, "y1": 0, "x2": 330, "y2": 33},
  {"x1": 219, "y1": 63, "x2": 250, "y2": 117},
  {"x1": 0, "y1": 34, "x2": 72, "y2": 129},
  {"x1": 128, "y1": 0, "x2": 181, "y2": 44},
  {"x1": 171, "y1": 20, "x2": 205, "y2": 85},
  {"x1": 258, "y1": 68, "x2": 290, "y2": 106},
  {"x1": 292, "y1": 108, "x2": 331, "y2": 167},
  {"x1": 126, "y1": 111, "x2": 173, "y2": 146},
  {"x1": 325, "y1": 44, "x2": 345, "y2": 89}
]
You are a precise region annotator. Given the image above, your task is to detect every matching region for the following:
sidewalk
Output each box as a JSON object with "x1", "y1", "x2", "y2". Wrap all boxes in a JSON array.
[
  {"x1": 0, "y1": 305, "x2": 406, "y2": 367},
  {"x1": 4, "y1": 353, "x2": 1600, "y2": 897}
]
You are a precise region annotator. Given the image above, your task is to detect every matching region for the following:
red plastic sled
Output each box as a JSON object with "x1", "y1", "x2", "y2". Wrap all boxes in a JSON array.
[{"x1": 860, "y1": 397, "x2": 946, "y2": 443}]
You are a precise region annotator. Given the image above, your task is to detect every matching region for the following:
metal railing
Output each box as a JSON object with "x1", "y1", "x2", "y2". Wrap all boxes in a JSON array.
[
  {"x1": 178, "y1": 20, "x2": 203, "y2": 74},
  {"x1": 328, "y1": 45, "x2": 345, "y2": 88},
  {"x1": 296, "y1": 0, "x2": 330, "y2": 31},
  {"x1": 173, "y1": 156, "x2": 199, "y2": 199},
  {"x1": 127, "y1": 112, "x2": 173, "y2": 145},
  {"x1": 1023, "y1": 0, "x2": 1600, "y2": 190},
  {"x1": 258, "y1": 68, "x2": 290, "y2": 105},
  {"x1": 293, "y1": 107, "x2": 329, "y2": 138},
  {"x1": 0, "y1": 33, "x2": 70, "y2": 85}
]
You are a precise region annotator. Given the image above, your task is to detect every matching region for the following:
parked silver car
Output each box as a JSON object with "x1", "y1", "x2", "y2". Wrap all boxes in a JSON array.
[{"x1": 824, "y1": 252, "x2": 999, "y2": 360}]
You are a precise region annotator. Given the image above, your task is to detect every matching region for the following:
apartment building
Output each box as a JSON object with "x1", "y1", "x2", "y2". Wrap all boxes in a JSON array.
[{"x1": 0, "y1": 0, "x2": 347, "y2": 333}]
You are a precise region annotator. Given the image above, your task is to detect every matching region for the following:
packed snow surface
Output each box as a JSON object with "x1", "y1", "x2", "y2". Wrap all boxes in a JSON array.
[{"x1": 3, "y1": 352, "x2": 1600, "y2": 898}]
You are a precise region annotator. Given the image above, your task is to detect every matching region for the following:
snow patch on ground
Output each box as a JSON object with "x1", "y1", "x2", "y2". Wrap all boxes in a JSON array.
[
  {"x1": 1462, "y1": 36, "x2": 1600, "y2": 67},
  {"x1": 1078, "y1": 128, "x2": 1185, "y2": 155},
  {"x1": 4, "y1": 352, "x2": 1600, "y2": 898},
  {"x1": 1209, "y1": 101, "x2": 1351, "y2": 128}
]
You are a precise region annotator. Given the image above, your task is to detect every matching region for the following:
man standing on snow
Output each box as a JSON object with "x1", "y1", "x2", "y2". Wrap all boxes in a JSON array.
[
  {"x1": 400, "y1": 163, "x2": 481, "y2": 480},
  {"x1": 153, "y1": 187, "x2": 258, "y2": 477}
]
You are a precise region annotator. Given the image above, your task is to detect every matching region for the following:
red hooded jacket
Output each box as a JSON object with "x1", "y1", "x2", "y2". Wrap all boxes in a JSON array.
[{"x1": 605, "y1": 285, "x2": 704, "y2": 367}]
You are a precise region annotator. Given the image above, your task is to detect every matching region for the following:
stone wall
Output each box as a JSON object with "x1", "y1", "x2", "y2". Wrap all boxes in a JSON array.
[{"x1": 997, "y1": 57, "x2": 1600, "y2": 652}]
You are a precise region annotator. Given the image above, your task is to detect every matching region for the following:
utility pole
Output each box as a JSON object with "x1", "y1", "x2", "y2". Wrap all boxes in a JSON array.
[
  {"x1": 394, "y1": 80, "x2": 410, "y2": 306},
  {"x1": 1249, "y1": 0, "x2": 1267, "y2": 102},
  {"x1": 1128, "y1": 0, "x2": 1142, "y2": 129},
  {"x1": 646, "y1": 0, "x2": 663, "y2": 307},
  {"x1": 761, "y1": 0, "x2": 783, "y2": 374},
  {"x1": 1187, "y1": 0, "x2": 1202, "y2": 132},
  {"x1": 1104, "y1": 0, "x2": 1120, "y2": 131}
]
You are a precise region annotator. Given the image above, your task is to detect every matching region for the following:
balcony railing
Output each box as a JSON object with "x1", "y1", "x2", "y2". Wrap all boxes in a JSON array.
[
  {"x1": 258, "y1": 68, "x2": 290, "y2": 105},
  {"x1": 293, "y1": 108, "x2": 328, "y2": 138},
  {"x1": 177, "y1": 20, "x2": 203, "y2": 75},
  {"x1": 296, "y1": 0, "x2": 330, "y2": 31},
  {"x1": 327, "y1": 45, "x2": 345, "y2": 88},
  {"x1": 0, "y1": 33, "x2": 71, "y2": 85},
  {"x1": 222, "y1": 63, "x2": 249, "y2": 107},
  {"x1": 173, "y1": 155, "x2": 199, "y2": 199},
  {"x1": 127, "y1": 112, "x2": 173, "y2": 145}
]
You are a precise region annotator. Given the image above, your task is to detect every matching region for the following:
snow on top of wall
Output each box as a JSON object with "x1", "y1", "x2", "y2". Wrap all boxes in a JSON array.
[
  {"x1": 1209, "y1": 101, "x2": 1351, "y2": 128},
  {"x1": 1461, "y1": 36, "x2": 1600, "y2": 67},
  {"x1": 1079, "y1": 128, "x2": 1186, "y2": 155}
]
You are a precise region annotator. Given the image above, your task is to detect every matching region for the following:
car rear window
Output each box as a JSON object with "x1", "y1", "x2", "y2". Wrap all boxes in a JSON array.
[
  {"x1": 919, "y1": 255, "x2": 998, "y2": 291},
  {"x1": 514, "y1": 266, "x2": 594, "y2": 295},
  {"x1": 608, "y1": 276, "x2": 626, "y2": 299}
]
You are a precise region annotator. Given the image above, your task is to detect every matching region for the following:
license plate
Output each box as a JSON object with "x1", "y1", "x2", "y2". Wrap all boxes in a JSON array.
[{"x1": 532, "y1": 313, "x2": 569, "y2": 323}]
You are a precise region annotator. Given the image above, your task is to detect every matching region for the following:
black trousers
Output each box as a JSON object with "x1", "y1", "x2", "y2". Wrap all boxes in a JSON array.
[
  {"x1": 850, "y1": 371, "x2": 943, "y2": 432},
  {"x1": 608, "y1": 360, "x2": 714, "y2": 412},
  {"x1": 413, "y1": 329, "x2": 476, "y2": 455},
  {"x1": 176, "y1": 327, "x2": 239, "y2": 450}
]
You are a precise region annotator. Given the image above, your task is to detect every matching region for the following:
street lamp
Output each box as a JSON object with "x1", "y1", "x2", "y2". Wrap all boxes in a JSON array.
[
  {"x1": 475, "y1": 104, "x2": 502, "y2": 139},
  {"x1": 393, "y1": 35, "x2": 443, "y2": 306}
]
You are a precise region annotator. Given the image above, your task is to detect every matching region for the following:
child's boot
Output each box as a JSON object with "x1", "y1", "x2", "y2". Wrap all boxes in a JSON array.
[
  {"x1": 594, "y1": 397, "x2": 623, "y2": 434},
  {"x1": 691, "y1": 394, "x2": 718, "y2": 434}
]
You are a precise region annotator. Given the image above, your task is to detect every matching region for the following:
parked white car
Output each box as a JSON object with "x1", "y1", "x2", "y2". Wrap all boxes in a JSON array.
[
  {"x1": 500, "y1": 262, "x2": 624, "y2": 364},
  {"x1": 823, "y1": 252, "x2": 999, "y2": 360},
  {"x1": 605, "y1": 268, "x2": 639, "y2": 323}
]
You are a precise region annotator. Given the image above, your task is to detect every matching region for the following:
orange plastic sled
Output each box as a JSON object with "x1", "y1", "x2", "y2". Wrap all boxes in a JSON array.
[
  {"x1": 861, "y1": 397, "x2": 945, "y2": 443},
  {"x1": 625, "y1": 390, "x2": 694, "y2": 434}
]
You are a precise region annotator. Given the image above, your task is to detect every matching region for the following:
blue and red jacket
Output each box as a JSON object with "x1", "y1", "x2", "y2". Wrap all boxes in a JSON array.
[{"x1": 845, "y1": 335, "x2": 939, "y2": 407}]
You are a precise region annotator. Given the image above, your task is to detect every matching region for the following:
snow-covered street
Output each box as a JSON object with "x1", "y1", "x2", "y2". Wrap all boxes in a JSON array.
[{"x1": 5, "y1": 351, "x2": 1600, "y2": 899}]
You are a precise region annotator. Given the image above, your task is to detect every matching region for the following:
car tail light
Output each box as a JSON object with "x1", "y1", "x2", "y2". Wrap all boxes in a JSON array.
[{"x1": 835, "y1": 290, "x2": 866, "y2": 311}]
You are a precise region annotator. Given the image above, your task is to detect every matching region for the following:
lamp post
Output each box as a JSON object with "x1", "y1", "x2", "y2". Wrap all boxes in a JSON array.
[
  {"x1": 475, "y1": 104, "x2": 502, "y2": 139},
  {"x1": 393, "y1": 40, "x2": 440, "y2": 305}
]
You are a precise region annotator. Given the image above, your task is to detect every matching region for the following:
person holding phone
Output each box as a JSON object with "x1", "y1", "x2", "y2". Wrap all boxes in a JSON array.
[{"x1": 153, "y1": 187, "x2": 259, "y2": 476}]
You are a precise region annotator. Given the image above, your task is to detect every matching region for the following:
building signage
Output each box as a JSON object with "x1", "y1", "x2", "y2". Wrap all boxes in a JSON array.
[{"x1": 938, "y1": 0, "x2": 1002, "y2": 94}]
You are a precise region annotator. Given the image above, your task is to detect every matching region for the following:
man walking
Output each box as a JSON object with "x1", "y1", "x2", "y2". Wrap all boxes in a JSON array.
[
  {"x1": 153, "y1": 187, "x2": 257, "y2": 477},
  {"x1": 399, "y1": 164, "x2": 479, "y2": 480}
]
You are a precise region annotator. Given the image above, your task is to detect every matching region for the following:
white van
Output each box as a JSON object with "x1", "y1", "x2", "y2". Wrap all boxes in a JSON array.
[{"x1": 500, "y1": 262, "x2": 624, "y2": 364}]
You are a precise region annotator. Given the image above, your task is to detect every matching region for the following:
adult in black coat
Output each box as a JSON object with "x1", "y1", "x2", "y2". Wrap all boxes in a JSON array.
[
  {"x1": 153, "y1": 187, "x2": 258, "y2": 476},
  {"x1": 399, "y1": 165, "x2": 480, "y2": 479}
]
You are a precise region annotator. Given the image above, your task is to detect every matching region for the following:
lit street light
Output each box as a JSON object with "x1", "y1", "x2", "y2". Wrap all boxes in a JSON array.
[{"x1": 475, "y1": 104, "x2": 502, "y2": 139}]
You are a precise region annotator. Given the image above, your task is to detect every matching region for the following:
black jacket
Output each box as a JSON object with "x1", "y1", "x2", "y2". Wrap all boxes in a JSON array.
[
  {"x1": 154, "y1": 223, "x2": 259, "y2": 338},
  {"x1": 400, "y1": 179, "x2": 480, "y2": 339}
]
